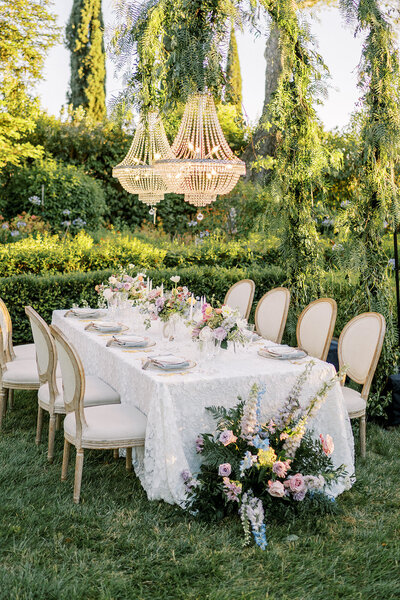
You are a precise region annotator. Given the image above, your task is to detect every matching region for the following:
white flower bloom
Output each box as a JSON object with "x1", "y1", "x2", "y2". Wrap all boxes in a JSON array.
[
  {"x1": 103, "y1": 288, "x2": 114, "y2": 300},
  {"x1": 109, "y1": 276, "x2": 117, "y2": 285},
  {"x1": 170, "y1": 275, "x2": 180, "y2": 284},
  {"x1": 221, "y1": 305, "x2": 233, "y2": 318}
]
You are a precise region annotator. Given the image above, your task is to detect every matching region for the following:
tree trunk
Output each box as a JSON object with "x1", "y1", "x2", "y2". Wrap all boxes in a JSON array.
[{"x1": 242, "y1": 22, "x2": 283, "y2": 182}]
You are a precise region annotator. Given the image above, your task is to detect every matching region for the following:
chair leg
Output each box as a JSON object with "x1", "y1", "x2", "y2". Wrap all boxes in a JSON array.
[
  {"x1": 47, "y1": 414, "x2": 56, "y2": 463},
  {"x1": 0, "y1": 386, "x2": 7, "y2": 430},
  {"x1": 360, "y1": 415, "x2": 366, "y2": 458},
  {"x1": 35, "y1": 406, "x2": 44, "y2": 445},
  {"x1": 126, "y1": 447, "x2": 132, "y2": 471},
  {"x1": 73, "y1": 448, "x2": 84, "y2": 504},
  {"x1": 55, "y1": 414, "x2": 62, "y2": 431},
  {"x1": 61, "y1": 439, "x2": 71, "y2": 481},
  {"x1": 7, "y1": 389, "x2": 13, "y2": 410},
  {"x1": 113, "y1": 448, "x2": 119, "y2": 459}
]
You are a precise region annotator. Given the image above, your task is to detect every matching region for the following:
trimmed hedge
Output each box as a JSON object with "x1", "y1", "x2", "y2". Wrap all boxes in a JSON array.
[{"x1": 0, "y1": 264, "x2": 361, "y2": 346}]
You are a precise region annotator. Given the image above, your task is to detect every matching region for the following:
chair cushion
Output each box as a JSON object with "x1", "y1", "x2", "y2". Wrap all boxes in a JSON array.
[
  {"x1": 342, "y1": 386, "x2": 366, "y2": 416},
  {"x1": 64, "y1": 404, "x2": 146, "y2": 444},
  {"x1": 2, "y1": 358, "x2": 39, "y2": 386},
  {"x1": 38, "y1": 375, "x2": 121, "y2": 411},
  {"x1": 14, "y1": 343, "x2": 36, "y2": 361}
]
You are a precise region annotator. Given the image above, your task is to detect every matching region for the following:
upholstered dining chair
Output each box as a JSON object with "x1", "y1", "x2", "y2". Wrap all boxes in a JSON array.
[
  {"x1": 50, "y1": 324, "x2": 146, "y2": 504},
  {"x1": 254, "y1": 287, "x2": 290, "y2": 343},
  {"x1": 0, "y1": 298, "x2": 36, "y2": 362},
  {"x1": 0, "y1": 298, "x2": 36, "y2": 410},
  {"x1": 26, "y1": 307, "x2": 122, "y2": 462},
  {"x1": 338, "y1": 312, "x2": 385, "y2": 458},
  {"x1": 296, "y1": 298, "x2": 337, "y2": 361},
  {"x1": 0, "y1": 326, "x2": 40, "y2": 430},
  {"x1": 224, "y1": 279, "x2": 255, "y2": 320}
]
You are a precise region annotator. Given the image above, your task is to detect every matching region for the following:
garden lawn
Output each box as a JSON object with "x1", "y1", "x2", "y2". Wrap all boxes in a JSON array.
[{"x1": 0, "y1": 391, "x2": 399, "y2": 600}]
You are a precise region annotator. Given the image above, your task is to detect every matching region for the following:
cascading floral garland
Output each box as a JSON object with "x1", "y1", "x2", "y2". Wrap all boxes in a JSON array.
[{"x1": 182, "y1": 364, "x2": 351, "y2": 550}]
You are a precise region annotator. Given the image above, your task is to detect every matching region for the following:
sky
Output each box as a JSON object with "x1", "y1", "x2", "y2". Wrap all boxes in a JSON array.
[{"x1": 36, "y1": 1, "x2": 365, "y2": 131}]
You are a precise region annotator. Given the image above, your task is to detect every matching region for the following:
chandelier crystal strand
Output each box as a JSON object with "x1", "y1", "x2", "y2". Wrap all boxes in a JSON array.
[
  {"x1": 112, "y1": 112, "x2": 174, "y2": 212},
  {"x1": 155, "y1": 92, "x2": 246, "y2": 208}
]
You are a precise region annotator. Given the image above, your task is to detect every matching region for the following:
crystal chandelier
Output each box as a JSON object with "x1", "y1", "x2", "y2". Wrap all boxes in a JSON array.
[
  {"x1": 113, "y1": 112, "x2": 172, "y2": 221},
  {"x1": 155, "y1": 92, "x2": 246, "y2": 207}
]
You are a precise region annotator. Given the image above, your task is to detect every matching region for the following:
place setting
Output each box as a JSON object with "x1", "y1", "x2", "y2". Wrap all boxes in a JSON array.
[
  {"x1": 106, "y1": 333, "x2": 156, "y2": 352},
  {"x1": 83, "y1": 320, "x2": 129, "y2": 335},
  {"x1": 257, "y1": 344, "x2": 309, "y2": 362},
  {"x1": 64, "y1": 307, "x2": 106, "y2": 321},
  {"x1": 141, "y1": 353, "x2": 197, "y2": 377}
]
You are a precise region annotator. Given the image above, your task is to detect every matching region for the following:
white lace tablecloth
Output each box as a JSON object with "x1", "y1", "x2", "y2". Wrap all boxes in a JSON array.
[{"x1": 52, "y1": 310, "x2": 354, "y2": 506}]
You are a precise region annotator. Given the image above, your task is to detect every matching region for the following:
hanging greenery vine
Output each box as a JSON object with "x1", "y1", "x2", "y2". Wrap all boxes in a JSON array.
[
  {"x1": 339, "y1": 0, "x2": 400, "y2": 409},
  {"x1": 258, "y1": 0, "x2": 330, "y2": 311}
]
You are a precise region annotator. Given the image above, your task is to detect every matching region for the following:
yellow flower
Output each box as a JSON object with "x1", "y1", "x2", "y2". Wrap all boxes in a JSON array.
[
  {"x1": 204, "y1": 306, "x2": 213, "y2": 316},
  {"x1": 257, "y1": 447, "x2": 277, "y2": 468}
]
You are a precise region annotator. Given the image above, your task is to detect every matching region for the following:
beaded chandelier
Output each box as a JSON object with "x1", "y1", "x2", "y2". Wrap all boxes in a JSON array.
[
  {"x1": 155, "y1": 92, "x2": 246, "y2": 207},
  {"x1": 113, "y1": 112, "x2": 172, "y2": 219}
]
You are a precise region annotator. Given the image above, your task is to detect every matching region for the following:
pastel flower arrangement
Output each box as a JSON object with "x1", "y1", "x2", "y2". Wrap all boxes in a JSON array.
[
  {"x1": 192, "y1": 302, "x2": 248, "y2": 344},
  {"x1": 145, "y1": 283, "x2": 192, "y2": 324},
  {"x1": 95, "y1": 265, "x2": 147, "y2": 304},
  {"x1": 182, "y1": 363, "x2": 350, "y2": 550}
]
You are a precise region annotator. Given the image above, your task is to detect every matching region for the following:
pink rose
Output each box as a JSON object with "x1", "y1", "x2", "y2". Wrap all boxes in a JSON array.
[
  {"x1": 280, "y1": 432, "x2": 289, "y2": 440},
  {"x1": 285, "y1": 473, "x2": 306, "y2": 494},
  {"x1": 219, "y1": 429, "x2": 237, "y2": 446},
  {"x1": 267, "y1": 480, "x2": 285, "y2": 498},
  {"x1": 272, "y1": 460, "x2": 290, "y2": 478},
  {"x1": 218, "y1": 463, "x2": 232, "y2": 477},
  {"x1": 319, "y1": 434, "x2": 334, "y2": 455}
]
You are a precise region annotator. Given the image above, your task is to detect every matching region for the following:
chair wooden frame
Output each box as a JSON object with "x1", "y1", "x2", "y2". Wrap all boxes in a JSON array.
[
  {"x1": 338, "y1": 312, "x2": 386, "y2": 458},
  {"x1": 25, "y1": 306, "x2": 63, "y2": 461},
  {"x1": 0, "y1": 326, "x2": 40, "y2": 430},
  {"x1": 0, "y1": 298, "x2": 16, "y2": 362},
  {"x1": 50, "y1": 324, "x2": 145, "y2": 504},
  {"x1": 296, "y1": 298, "x2": 337, "y2": 361},
  {"x1": 224, "y1": 279, "x2": 255, "y2": 320},
  {"x1": 254, "y1": 287, "x2": 290, "y2": 344}
]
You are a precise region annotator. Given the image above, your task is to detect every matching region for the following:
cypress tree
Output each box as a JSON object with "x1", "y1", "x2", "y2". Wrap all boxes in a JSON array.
[
  {"x1": 225, "y1": 26, "x2": 242, "y2": 113},
  {"x1": 66, "y1": 0, "x2": 106, "y2": 121}
]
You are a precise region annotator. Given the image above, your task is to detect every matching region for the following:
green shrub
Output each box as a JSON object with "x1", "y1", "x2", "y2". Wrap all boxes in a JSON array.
[
  {"x1": 0, "y1": 232, "x2": 278, "y2": 277},
  {"x1": 0, "y1": 157, "x2": 106, "y2": 231}
]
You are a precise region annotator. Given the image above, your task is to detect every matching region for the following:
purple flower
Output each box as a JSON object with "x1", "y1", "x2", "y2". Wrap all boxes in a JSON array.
[
  {"x1": 155, "y1": 297, "x2": 165, "y2": 311},
  {"x1": 214, "y1": 326, "x2": 227, "y2": 341},
  {"x1": 181, "y1": 469, "x2": 191, "y2": 482},
  {"x1": 16, "y1": 221, "x2": 26, "y2": 228},
  {"x1": 195, "y1": 436, "x2": 203, "y2": 453},
  {"x1": 10, "y1": 231, "x2": 19, "y2": 237},
  {"x1": 218, "y1": 463, "x2": 232, "y2": 477},
  {"x1": 62, "y1": 209, "x2": 71, "y2": 216},
  {"x1": 219, "y1": 430, "x2": 237, "y2": 446},
  {"x1": 293, "y1": 490, "x2": 307, "y2": 501}
]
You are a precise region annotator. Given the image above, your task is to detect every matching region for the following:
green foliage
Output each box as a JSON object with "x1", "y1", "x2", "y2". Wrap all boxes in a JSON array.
[
  {"x1": 110, "y1": 0, "x2": 243, "y2": 111},
  {"x1": 65, "y1": 0, "x2": 106, "y2": 121},
  {"x1": 338, "y1": 0, "x2": 400, "y2": 399},
  {"x1": 0, "y1": 212, "x2": 50, "y2": 243},
  {"x1": 225, "y1": 26, "x2": 242, "y2": 113},
  {"x1": 260, "y1": 0, "x2": 329, "y2": 309},
  {"x1": 0, "y1": 157, "x2": 106, "y2": 231},
  {"x1": 0, "y1": 231, "x2": 280, "y2": 277},
  {"x1": 0, "y1": 0, "x2": 60, "y2": 167}
]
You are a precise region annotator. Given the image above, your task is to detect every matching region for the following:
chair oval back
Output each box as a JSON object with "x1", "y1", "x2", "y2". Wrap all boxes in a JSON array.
[
  {"x1": 224, "y1": 279, "x2": 255, "y2": 320},
  {"x1": 25, "y1": 307, "x2": 59, "y2": 397},
  {"x1": 0, "y1": 298, "x2": 14, "y2": 361},
  {"x1": 338, "y1": 312, "x2": 385, "y2": 398},
  {"x1": 50, "y1": 324, "x2": 87, "y2": 440},
  {"x1": 255, "y1": 287, "x2": 290, "y2": 343},
  {"x1": 296, "y1": 298, "x2": 337, "y2": 361}
]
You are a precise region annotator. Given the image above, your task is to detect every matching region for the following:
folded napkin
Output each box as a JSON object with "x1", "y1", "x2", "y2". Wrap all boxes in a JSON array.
[
  {"x1": 65, "y1": 308, "x2": 103, "y2": 319},
  {"x1": 106, "y1": 335, "x2": 147, "y2": 348},
  {"x1": 85, "y1": 320, "x2": 121, "y2": 332},
  {"x1": 259, "y1": 345, "x2": 307, "y2": 360},
  {"x1": 143, "y1": 354, "x2": 190, "y2": 370}
]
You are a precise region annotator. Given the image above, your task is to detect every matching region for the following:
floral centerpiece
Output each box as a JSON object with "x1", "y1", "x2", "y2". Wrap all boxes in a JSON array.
[
  {"x1": 192, "y1": 302, "x2": 248, "y2": 345},
  {"x1": 142, "y1": 276, "x2": 192, "y2": 328},
  {"x1": 182, "y1": 362, "x2": 350, "y2": 550},
  {"x1": 95, "y1": 265, "x2": 147, "y2": 305}
]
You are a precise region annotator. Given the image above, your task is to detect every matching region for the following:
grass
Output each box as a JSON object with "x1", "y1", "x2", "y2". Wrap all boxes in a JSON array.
[{"x1": 0, "y1": 391, "x2": 399, "y2": 600}]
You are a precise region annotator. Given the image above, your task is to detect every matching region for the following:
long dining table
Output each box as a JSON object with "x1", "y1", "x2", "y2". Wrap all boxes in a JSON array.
[{"x1": 52, "y1": 309, "x2": 355, "y2": 506}]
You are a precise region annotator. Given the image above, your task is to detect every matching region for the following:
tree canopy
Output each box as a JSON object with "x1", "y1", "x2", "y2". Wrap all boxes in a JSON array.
[
  {"x1": 0, "y1": 0, "x2": 60, "y2": 168},
  {"x1": 66, "y1": 0, "x2": 107, "y2": 121}
]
